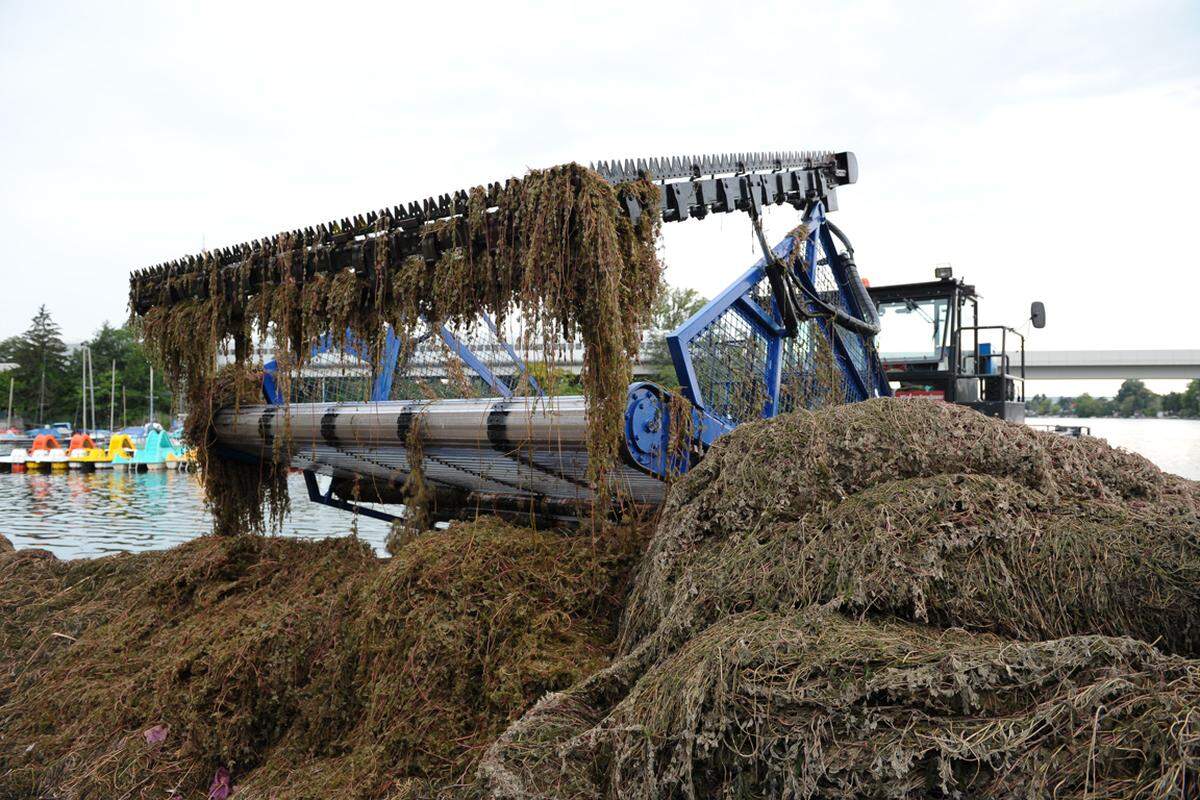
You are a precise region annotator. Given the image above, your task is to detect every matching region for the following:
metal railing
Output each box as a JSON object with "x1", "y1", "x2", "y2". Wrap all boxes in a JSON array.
[{"x1": 955, "y1": 325, "x2": 1026, "y2": 403}]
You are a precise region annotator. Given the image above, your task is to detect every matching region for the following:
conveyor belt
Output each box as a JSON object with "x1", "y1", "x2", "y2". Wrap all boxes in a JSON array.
[{"x1": 213, "y1": 396, "x2": 667, "y2": 514}]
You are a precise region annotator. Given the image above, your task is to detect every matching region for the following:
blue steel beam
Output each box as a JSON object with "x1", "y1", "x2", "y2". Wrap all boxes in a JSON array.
[{"x1": 668, "y1": 210, "x2": 885, "y2": 423}]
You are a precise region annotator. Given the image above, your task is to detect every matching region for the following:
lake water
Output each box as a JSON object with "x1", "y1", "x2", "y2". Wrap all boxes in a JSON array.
[
  {"x1": 2, "y1": 417, "x2": 1197, "y2": 560},
  {"x1": 1027, "y1": 416, "x2": 1200, "y2": 482},
  {"x1": 1, "y1": 471, "x2": 394, "y2": 559}
]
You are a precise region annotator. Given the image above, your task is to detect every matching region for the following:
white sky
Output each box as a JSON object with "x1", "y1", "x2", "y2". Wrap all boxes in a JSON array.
[{"x1": 1, "y1": 0, "x2": 1197, "y2": 396}]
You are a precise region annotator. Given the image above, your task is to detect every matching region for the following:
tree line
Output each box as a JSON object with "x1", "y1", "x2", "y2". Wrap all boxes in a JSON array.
[
  {"x1": 1028, "y1": 379, "x2": 1200, "y2": 419},
  {"x1": 0, "y1": 306, "x2": 172, "y2": 430}
]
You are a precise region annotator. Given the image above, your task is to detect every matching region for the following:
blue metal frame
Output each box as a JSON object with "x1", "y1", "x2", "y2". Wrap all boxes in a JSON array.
[
  {"x1": 439, "y1": 326, "x2": 512, "y2": 398},
  {"x1": 263, "y1": 318, "x2": 540, "y2": 405},
  {"x1": 263, "y1": 330, "x2": 378, "y2": 405},
  {"x1": 667, "y1": 202, "x2": 889, "y2": 433}
]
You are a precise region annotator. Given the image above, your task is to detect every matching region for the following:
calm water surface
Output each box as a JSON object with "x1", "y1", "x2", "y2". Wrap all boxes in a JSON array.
[
  {"x1": 1, "y1": 471, "x2": 393, "y2": 559},
  {"x1": 3, "y1": 417, "x2": 1197, "y2": 559},
  {"x1": 1028, "y1": 416, "x2": 1200, "y2": 482}
]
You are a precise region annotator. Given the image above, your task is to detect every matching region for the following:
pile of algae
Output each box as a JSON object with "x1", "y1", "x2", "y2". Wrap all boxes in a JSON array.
[
  {"x1": 6, "y1": 399, "x2": 1200, "y2": 799},
  {"x1": 485, "y1": 609, "x2": 1200, "y2": 799},
  {"x1": 619, "y1": 397, "x2": 1200, "y2": 652},
  {"x1": 0, "y1": 520, "x2": 647, "y2": 799},
  {"x1": 477, "y1": 398, "x2": 1200, "y2": 799},
  {"x1": 132, "y1": 163, "x2": 662, "y2": 534}
]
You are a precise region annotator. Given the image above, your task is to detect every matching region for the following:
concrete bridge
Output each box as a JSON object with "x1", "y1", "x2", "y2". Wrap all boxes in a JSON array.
[
  {"x1": 1021, "y1": 350, "x2": 1200, "y2": 380},
  {"x1": 222, "y1": 344, "x2": 1199, "y2": 382}
]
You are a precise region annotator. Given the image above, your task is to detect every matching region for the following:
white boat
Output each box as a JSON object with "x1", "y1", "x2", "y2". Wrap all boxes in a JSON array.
[
  {"x1": 0, "y1": 447, "x2": 29, "y2": 473},
  {"x1": 26, "y1": 435, "x2": 69, "y2": 471}
]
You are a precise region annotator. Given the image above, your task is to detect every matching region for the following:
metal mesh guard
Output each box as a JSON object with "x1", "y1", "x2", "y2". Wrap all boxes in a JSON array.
[
  {"x1": 683, "y1": 227, "x2": 876, "y2": 425},
  {"x1": 688, "y1": 299, "x2": 771, "y2": 426}
]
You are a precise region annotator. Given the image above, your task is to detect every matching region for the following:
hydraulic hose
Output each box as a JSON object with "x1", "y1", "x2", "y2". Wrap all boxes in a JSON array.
[
  {"x1": 822, "y1": 220, "x2": 881, "y2": 336},
  {"x1": 749, "y1": 205, "x2": 802, "y2": 338},
  {"x1": 746, "y1": 209, "x2": 881, "y2": 339}
]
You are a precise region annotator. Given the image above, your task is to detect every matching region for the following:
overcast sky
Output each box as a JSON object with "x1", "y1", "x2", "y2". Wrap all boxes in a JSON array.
[{"x1": 1, "y1": 0, "x2": 1197, "y2": 395}]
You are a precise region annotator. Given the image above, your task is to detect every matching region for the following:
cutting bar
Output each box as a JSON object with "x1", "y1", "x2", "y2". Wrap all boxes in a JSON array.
[{"x1": 128, "y1": 151, "x2": 857, "y2": 314}]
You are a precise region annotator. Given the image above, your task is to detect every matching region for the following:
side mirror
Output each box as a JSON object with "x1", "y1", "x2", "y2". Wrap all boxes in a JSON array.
[{"x1": 1030, "y1": 301, "x2": 1046, "y2": 329}]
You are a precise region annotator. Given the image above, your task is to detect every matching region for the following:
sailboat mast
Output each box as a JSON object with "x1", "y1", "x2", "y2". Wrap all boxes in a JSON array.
[
  {"x1": 88, "y1": 347, "x2": 96, "y2": 432},
  {"x1": 80, "y1": 346, "x2": 88, "y2": 432},
  {"x1": 38, "y1": 358, "x2": 46, "y2": 426},
  {"x1": 110, "y1": 360, "x2": 116, "y2": 432}
]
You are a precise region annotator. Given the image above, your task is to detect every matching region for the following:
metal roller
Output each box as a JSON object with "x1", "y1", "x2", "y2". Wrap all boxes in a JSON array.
[{"x1": 213, "y1": 395, "x2": 671, "y2": 521}]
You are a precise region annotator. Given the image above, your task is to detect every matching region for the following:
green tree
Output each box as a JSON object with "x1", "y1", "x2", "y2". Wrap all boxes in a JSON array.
[
  {"x1": 1026, "y1": 393, "x2": 1054, "y2": 416},
  {"x1": 3, "y1": 306, "x2": 72, "y2": 425},
  {"x1": 653, "y1": 286, "x2": 708, "y2": 332},
  {"x1": 0, "y1": 337, "x2": 19, "y2": 427},
  {"x1": 1072, "y1": 393, "x2": 1112, "y2": 418},
  {"x1": 1182, "y1": 379, "x2": 1200, "y2": 418},
  {"x1": 1162, "y1": 391, "x2": 1183, "y2": 416},
  {"x1": 1161, "y1": 391, "x2": 1180, "y2": 417},
  {"x1": 1114, "y1": 378, "x2": 1160, "y2": 417},
  {"x1": 0, "y1": 315, "x2": 172, "y2": 431},
  {"x1": 643, "y1": 285, "x2": 707, "y2": 389}
]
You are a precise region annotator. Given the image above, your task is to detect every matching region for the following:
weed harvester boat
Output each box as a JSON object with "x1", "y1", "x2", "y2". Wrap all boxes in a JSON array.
[{"x1": 128, "y1": 151, "x2": 890, "y2": 525}]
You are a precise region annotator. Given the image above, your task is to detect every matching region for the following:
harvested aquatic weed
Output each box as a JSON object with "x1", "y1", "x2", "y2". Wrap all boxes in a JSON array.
[
  {"x1": 397, "y1": 412, "x2": 432, "y2": 537},
  {"x1": 619, "y1": 397, "x2": 1199, "y2": 651},
  {"x1": 481, "y1": 609, "x2": 1200, "y2": 799},
  {"x1": 0, "y1": 519, "x2": 649, "y2": 799},
  {"x1": 477, "y1": 398, "x2": 1200, "y2": 800},
  {"x1": 133, "y1": 164, "x2": 662, "y2": 534},
  {"x1": 11, "y1": 393, "x2": 1200, "y2": 799},
  {"x1": 621, "y1": 471, "x2": 1200, "y2": 658}
]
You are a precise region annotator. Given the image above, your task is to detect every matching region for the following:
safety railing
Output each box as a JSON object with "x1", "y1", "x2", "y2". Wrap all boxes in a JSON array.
[{"x1": 955, "y1": 325, "x2": 1026, "y2": 403}]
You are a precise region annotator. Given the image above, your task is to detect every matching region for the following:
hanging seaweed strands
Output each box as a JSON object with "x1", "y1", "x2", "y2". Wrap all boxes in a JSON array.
[{"x1": 133, "y1": 164, "x2": 662, "y2": 533}]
